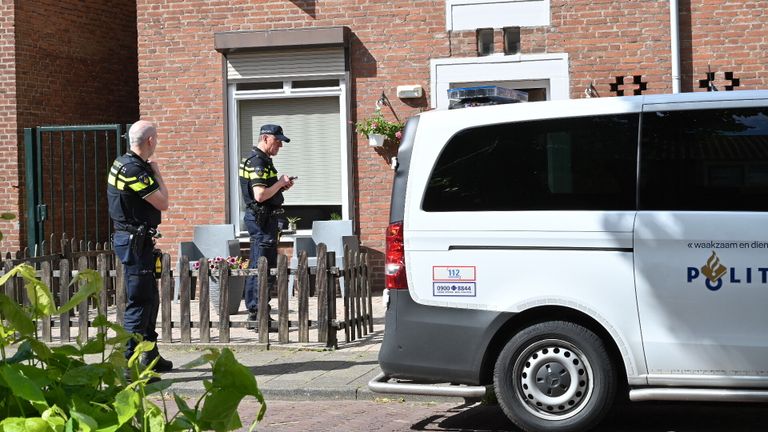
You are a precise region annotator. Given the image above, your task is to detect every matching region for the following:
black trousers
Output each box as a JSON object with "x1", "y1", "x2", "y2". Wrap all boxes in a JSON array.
[
  {"x1": 113, "y1": 230, "x2": 159, "y2": 360},
  {"x1": 244, "y1": 212, "x2": 278, "y2": 313}
]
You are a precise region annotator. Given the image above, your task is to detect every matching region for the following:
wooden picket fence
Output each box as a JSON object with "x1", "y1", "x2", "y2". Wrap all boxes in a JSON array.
[{"x1": 1, "y1": 236, "x2": 374, "y2": 348}]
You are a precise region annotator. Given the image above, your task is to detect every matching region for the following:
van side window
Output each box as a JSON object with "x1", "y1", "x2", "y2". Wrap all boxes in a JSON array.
[
  {"x1": 422, "y1": 114, "x2": 639, "y2": 211},
  {"x1": 640, "y1": 107, "x2": 768, "y2": 211}
]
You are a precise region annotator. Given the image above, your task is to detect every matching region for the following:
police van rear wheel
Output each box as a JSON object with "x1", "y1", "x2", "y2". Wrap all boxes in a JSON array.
[{"x1": 493, "y1": 321, "x2": 616, "y2": 432}]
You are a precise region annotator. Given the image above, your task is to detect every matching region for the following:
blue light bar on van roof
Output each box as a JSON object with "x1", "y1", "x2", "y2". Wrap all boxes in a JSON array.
[{"x1": 447, "y1": 85, "x2": 528, "y2": 109}]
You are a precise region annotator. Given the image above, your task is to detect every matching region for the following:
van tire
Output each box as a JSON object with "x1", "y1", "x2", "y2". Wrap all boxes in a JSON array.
[{"x1": 493, "y1": 321, "x2": 616, "y2": 432}]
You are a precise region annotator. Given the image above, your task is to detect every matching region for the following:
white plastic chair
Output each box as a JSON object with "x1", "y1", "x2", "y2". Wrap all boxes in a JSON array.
[{"x1": 289, "y1": 220, "x2": 358, "y2": 297}]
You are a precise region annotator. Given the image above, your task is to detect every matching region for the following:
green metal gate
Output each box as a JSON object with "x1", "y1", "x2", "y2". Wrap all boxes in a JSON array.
[{"x1": 24, "y1": 125, "x2": 127, "y2": 253}]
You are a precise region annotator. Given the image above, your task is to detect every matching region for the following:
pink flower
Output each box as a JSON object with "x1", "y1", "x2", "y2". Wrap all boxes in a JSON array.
[{"x1": 395, "y1": 131, "x2": 403, "y2": 140}]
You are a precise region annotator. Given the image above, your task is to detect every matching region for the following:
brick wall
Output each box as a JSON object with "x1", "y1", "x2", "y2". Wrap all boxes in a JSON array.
[
  {"x1": 0, "y1": 1, "x2": 19, "y2": 252},
  {"x1": 8, "y1": 0, "x2": 139, "y2": 252},
  {"x1": 684, "y1": 1, "x2": 768, "y2": 91},
  {"x1": 136, "y1": 0, "x2": 768, "y2": 289},
  {"x1": 549, "y1": 0, "x2": 673, "y2": 97},
  {"x1": 546, "y1": 0, "x2": 768, "y2": 97},
  {"x1": 135, "y1": 1, "x2": 447, "y2": 287}
]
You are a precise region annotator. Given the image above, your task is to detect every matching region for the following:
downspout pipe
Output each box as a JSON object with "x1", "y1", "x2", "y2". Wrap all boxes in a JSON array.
[{"x1": 670, "y1": 0, "x2": 681, "y2": 93}]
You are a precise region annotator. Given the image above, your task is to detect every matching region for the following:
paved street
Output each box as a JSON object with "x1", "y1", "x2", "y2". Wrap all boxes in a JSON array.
[{"x1": 223, "y1": 399, "x2": 768, "y2": 432}]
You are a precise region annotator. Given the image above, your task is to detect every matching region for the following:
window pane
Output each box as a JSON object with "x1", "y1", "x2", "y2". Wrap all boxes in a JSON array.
[
  {"x1": 423, "y1": 114, "x2": 639, "y2": 211},
  {"x1": 292, "y1": 79, "x2": 340, "y2": 89},
  {"x1": 639, "y1": 107, "x2": 768, "y2": 211},
  {"x1": 236, "y1": 82, "x2": 283, "y2": 91},
  {"x1": 476, "y1": 28, "x2": 494, "y2": 56},
  {"x1": 503, "y1": 27, "x2": 520, "y2": 55},
  {"x1": 237, "y1": 97, "x2": 342, "y2": 231}
]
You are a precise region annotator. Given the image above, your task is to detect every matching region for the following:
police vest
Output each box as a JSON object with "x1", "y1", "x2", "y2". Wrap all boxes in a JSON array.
[
  {"x1": 239, "y1": 148, "x2": 284, "y2": 208},
  {"x1": 106, "y1": 151, "x2": 161, "y2": 229}
]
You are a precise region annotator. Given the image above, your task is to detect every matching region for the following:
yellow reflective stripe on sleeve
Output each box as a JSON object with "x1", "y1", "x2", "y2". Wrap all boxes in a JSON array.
[
  {"x1": 107, "y1": 161, "x2": 122, "y2": 187},
  {"x1": 128, "y1": 182, "x2": 146, "y2": 192},
  {"x1": 255, "y1": 168, "x2": 277, "y2": 180},
  {"x1": 128, "y1": 176, "x2": 154, "y2": 192},
  {"x1": 239, "y1": 159, "x2": 256, "y2": 179}
]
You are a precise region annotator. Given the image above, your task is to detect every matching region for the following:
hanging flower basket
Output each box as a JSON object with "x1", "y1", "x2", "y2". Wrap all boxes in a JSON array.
[
  {"x1": 356, "y1": 110, "x2": 404, "y2": 147},
  {"x1": 368, "y1": 133, "x2": 386, "y2": 147}
]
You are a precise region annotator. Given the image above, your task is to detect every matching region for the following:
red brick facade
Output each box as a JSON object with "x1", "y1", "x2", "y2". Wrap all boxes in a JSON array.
[
  {"x1": 133, "y1": 0, "x2": 768, "y2": 290},
  {"x1": 0, "y1": 1, "x2": 19, "y2": 250},
  {"x1": 0, "y1": 0, "x2": 139, "y2": 253},
  {"x1": 4, "y1": 1, "x2": 767, "y2": 287}
]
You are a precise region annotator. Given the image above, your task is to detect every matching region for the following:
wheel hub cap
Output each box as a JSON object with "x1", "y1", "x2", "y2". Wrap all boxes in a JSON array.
[
  {"x1": 536, "y1": 362, "x2": 571, "y2": 397},
  {"x1": 516, "y1": 341, "x2": 593, "y2": 419}
]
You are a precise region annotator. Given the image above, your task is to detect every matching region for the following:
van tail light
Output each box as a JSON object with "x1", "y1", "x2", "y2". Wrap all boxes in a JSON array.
[{"x1": 385, "y1": 221, "x2": 408, "y2": 290}]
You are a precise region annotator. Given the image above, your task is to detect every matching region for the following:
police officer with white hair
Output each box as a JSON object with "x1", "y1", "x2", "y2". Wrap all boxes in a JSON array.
[{"x1": 107, "y1": 120, "x2": 172, "y2": 376}]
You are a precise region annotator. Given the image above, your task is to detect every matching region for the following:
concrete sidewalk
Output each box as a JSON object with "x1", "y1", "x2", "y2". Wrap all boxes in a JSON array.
[
  {"x1": 157, "y1": 335, "x2": 383, "y2": 401},
  {"x1": 154, "y1": 292, "x2": 388, "y2": 401}
]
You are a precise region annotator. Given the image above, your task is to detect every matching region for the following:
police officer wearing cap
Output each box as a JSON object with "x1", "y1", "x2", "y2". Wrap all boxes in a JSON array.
[
  {"x1": 107, "y1": 120, "x2": 173, "y2": 374},
  {"x1": 240, "y1": 124, "x2": 295, "y2": 325}
]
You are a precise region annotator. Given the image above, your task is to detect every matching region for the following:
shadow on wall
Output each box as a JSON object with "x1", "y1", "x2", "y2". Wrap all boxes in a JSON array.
[
  {"x1": 289, "y1": 0, "x2": 316, "y2": 18},
  {"x1": 350, "y1": 32, "x2": 377, "y2": 79}
]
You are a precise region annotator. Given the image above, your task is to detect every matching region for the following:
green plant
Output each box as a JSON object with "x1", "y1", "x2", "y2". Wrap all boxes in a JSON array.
[
  {"x1": 0, "y1": 219, "x2": 265, "y2": 431},
  {"x1": 286, "y1": 217, "x2": 301, "y2": 224},
  {"x1": 329, "y1": 212, "x2": 342, "y2": 221},
  {"x1": 355, "y1": 110, "x2": 404, "y2": 142}
]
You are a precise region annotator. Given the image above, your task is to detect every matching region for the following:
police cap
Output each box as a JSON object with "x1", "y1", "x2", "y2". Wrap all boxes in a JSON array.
[{"x1": 260, "y1": 124, "x2": 290, "y2": 142}]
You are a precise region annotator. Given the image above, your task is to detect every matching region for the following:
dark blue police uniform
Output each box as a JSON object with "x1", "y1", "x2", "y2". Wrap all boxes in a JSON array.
[
  {"x1": 107, "y1": 150, "x2": 164, "y2": 363},
  {"x1": 239, "y1": 147, "x2": 284, "y2": 319}
]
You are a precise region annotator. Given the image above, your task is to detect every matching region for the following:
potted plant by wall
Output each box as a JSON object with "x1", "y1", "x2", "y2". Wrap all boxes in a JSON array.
[{"x1": 355, "y1": 109, "x2": 404, "y2": 147}]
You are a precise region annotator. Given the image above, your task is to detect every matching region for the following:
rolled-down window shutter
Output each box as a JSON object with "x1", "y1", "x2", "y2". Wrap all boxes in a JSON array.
[
  {"x1": 239, "y1": 97, "x2": 341, "y2": 205},
  {"x1": 228, "y1": 48, "x2": 345, "y2": 80}
]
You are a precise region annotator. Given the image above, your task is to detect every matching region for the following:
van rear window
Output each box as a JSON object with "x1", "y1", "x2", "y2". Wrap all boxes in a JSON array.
[{"x1": 422, "y1": 114, "x2": 639, "y2": 211}]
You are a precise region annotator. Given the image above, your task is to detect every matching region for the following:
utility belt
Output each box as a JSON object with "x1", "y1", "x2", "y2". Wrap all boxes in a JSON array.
[
  {"x1": 116, "y1": 223, "x2": 158, "y2": 258},
  {"x1": 247, "y1": 203, "x2": 284, "y2": 227},
  {"x1": 118, "y1": 224, "x2": 158, "y2": 237}
]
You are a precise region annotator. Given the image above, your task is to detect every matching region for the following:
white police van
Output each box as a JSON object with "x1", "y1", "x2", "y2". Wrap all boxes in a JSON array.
[{"x1": 369, "y1": 90, "x2": 768, "y2": 432}]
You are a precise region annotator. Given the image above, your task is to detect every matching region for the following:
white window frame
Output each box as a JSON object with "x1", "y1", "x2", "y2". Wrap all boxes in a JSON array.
[
  {"x1": 227, "y1": 75, "x2": 353, "y2": 235},
  {"x1": 430, "y1": 53, "x2": 570, "y2": 109}
]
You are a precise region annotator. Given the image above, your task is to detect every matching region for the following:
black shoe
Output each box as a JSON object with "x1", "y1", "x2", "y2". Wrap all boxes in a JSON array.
[
  {"x1": 249, "y1": 317, "x2": 278, "y2": 332},
  {"x1": 251, "y1": 326, "x2": 278, "y2": 333},
  {"x1": 141, "y1": 355, "x2": 173, "y2": 373},
  {"x1": 247, "y1": 312, "x2": 276, "y2": 322}
]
